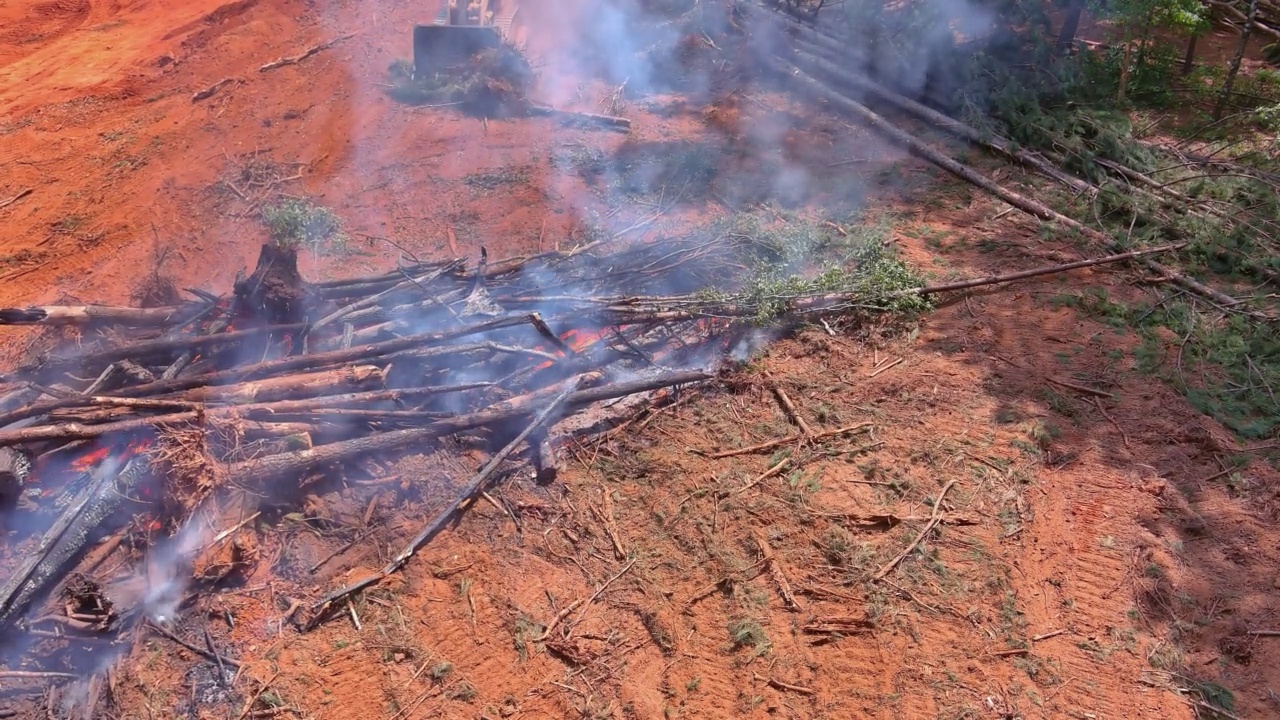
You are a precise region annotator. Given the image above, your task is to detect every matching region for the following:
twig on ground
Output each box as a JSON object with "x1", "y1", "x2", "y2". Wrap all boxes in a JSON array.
[
  {"x1": 0, "y1": 188, "x2": 33, "y2": 210},
  {"x1": 754, "y1": 673, "x2": 815, "y2": 695},
  {"x1": 868, "y1": 357, "x2": 903, "y2": 378},
  {"x1": 753, "y1": 530, "x2": 802, "y2": 611},
  {"x1": 1047, "y1": 377, "x2": 1114, "y2": 399},
  {"x1": 595, "y1": 485, "x2": 627, "y2": 561},
  {"x1": 565, "y1": 557, "x2": 637, "y2": 638},
  {"x1": 770, "y1": 383, "x2": 813, "y2": 436},
  {"x1": 146, "y1": 620, "x2": 242, "y2": 668},
  {"x1": 702, "y1": 422, "x2": 873, "y2": 459},
  {"x1": 235, "y1": 670, "x2": 282, "y2": 720},
  {"x1": 873, "y1": 480, "x2": 958, "y2": 580},
  {"x1": 192, "y1": 78, "x2": 242, "y2": 102},
  {"x1": 260, "y1": 33, "x2": 356, "y2": 72}
]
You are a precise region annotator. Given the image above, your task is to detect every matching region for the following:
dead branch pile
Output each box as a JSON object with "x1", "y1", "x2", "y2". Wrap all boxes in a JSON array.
[{"x1": 0, "y1": 218, "x2": 955, "y2": 653}]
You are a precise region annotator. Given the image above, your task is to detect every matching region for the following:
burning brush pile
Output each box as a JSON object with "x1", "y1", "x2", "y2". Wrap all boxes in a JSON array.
[{"x1": 0, "y1": 219, "x2": 925, "y2": 703}]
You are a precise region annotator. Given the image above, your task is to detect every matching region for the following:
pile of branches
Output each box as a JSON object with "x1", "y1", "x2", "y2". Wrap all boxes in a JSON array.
[
  {"x1": 387, "y1": 42, "x2": 631, "y2": 130},
  {"x1": 388, "y1": 43, "x2": 535, "y2": 117},
  {"x1": 0, "y1": 218, "x2": 960, "y2": 663}
]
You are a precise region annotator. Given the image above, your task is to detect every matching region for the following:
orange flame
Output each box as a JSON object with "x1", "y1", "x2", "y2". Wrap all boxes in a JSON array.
[{"x1": 70, "y1": 446, "x2": 112, "y2": 472}]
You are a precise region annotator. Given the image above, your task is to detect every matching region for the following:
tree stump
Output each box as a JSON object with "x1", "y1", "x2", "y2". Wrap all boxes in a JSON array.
[{"x1": 233, "y1": 243, "x2": 323, "y2": 326}]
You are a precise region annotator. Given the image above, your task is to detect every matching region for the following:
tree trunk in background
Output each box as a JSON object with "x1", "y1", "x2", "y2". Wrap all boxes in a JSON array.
[
  {"x1": 1117, "y1": 38, "x2": 1134, "y2": 103},
  {"x1": 1182, "y1": 34, "x2": 1198, "y2": 75},
  {"x1": 1215, "y1": 0, "x2": 1260, "y2": 119},
  {"x1": 1056, "y1": 0, "x2": 1087, "y2": 53}
]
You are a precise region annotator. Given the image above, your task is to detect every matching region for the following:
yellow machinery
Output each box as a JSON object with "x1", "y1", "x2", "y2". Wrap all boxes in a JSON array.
[{"x1": 412, "y1": 0, "x2": 520, "y2": 77}]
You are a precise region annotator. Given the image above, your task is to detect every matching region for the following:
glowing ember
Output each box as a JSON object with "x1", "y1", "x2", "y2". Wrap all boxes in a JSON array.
[{"x1": 70, "y1": 446, "x2": 112, "y2": 472}]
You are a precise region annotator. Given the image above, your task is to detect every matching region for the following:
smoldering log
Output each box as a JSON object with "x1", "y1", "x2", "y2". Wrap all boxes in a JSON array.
[
  {"x1": 0, "y1": 448, "x2": 31, "y2": 509},
  {"x1": 34, "y1": 323, "x2": 308, "y2": 374},
  {"x1": 227, "y1": 369, "x2": 712, "y2": 481},
  {"x1": 0, "y1": 454, "x2": 152, "y2": 631}
]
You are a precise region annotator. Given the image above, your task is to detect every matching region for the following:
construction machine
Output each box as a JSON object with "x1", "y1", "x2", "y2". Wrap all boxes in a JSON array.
[{"x1": 412, "y1": 0, "x2": 521, "y2": 78}]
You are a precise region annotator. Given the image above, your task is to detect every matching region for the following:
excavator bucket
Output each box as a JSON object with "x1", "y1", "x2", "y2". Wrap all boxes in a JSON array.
[{"x1": 412, "y1": 24, "x2": 503, "y2": 76}]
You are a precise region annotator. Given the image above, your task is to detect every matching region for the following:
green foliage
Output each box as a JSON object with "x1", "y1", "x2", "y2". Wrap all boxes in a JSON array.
[
  {"x1": 694, "y1": 213, "x2": 931, "y2": 324},
  {"x1": 727, "y1": 618, "x2": 770, "y2": 652},
  {"x1": 259, "y1": 199, "x2": 347, "y2": 253}
]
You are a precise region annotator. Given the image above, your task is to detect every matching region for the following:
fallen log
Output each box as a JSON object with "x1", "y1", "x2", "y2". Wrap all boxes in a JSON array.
[
  {"x1": 784, "y1": 45, "x2": 1098, "y2": 196},
  {"x1": 34, "y1": 323, "x2": 308, "y2": 374},
  {"x1": 1, "y1": 381, "x2": 495, "y2": 444},
  {"x1": 172, "y1": 364, "x2": 387, "y2": 404},
  {"x1": 765, "y1": 56, "x2": 1248, "y2": 313},
  {"x1": 0, "y1": 305, "x2": 192, "y2": 327}
]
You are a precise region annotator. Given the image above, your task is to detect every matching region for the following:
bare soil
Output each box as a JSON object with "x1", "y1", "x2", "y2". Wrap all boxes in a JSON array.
[{"x1": 1, "y1": 0, "x2": 1278, "y2": 719}]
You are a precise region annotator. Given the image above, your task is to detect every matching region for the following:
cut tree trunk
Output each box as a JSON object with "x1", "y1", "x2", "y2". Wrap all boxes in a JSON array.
[
  {"x1": 1057, "y1": 0, "x2": 1087, "y2": 52},
  {"x1": 1216, "y1": 0, "x2": 1260, "y2": 119},
  {"x1": 0, "y1": 305, "x2": 190, "y2": 327},
  {"x1": 0, "y1": 448, "x2": 30, "y2": 509},
  {"x1": 234, "y1": 243, "x2": 325, "y2": 325}
]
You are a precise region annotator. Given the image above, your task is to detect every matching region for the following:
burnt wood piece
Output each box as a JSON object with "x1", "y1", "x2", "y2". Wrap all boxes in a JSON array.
[
  {"x1": 0, "y1": 448, "x2": 31, "y2": 509},
  {"x1": 0, "y1": 454, "x2": 151, "y2": 632}
]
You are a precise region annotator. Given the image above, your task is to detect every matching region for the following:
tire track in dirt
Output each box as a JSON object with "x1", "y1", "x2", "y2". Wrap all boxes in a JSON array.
[{"x1": 0, "y1": 0, "x2": 92, "y2": 69}]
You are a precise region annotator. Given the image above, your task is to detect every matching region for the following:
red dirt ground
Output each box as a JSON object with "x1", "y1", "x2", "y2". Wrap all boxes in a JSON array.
[{"x1": 1, "y1": 0, "x2": 1278, "y2": 718}]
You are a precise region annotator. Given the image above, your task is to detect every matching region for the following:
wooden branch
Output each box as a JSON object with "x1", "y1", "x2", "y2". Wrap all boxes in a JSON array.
[
  {"x1": 703, "y1": 422, "x2": 873, "y2": 459},
  {"x1": 911, "y1": 244, "x2": 1186, "y2": 296},
  {"x1": 770, "y1": 383, "x2": 813, "y2": 436},
  {"x1": 527, "y1": 104, "x2": 632, "y2": 131},
  {"x1": 260, "y1": 33, "x2": 356, "y2": 72},
  {"x1": 233, "y1": 370, "x2": 709, "y2": 483},
  {"x1": 873, "y1": 479, "x2": 958, "y2": 580},
  {"x1": 192, "y1": 78, "x2": 242, "y2": 102},
  {"x1": 304, "y1": 375, "x2": 590, "y2": 628},
  {"x1": 754, "y1": 529, "x2": 802, "y2": 611},
  {"x1": 0, "y1": 304, "x2": 190, "y2": 327},
  {"x1": 0, "y1": 188, "x2": 32, "y2": 210},
  {"x1": 0, "y1": 315, "x2": 534, "y2": 427}
]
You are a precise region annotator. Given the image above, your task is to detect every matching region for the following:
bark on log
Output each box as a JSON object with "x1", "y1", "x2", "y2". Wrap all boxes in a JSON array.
[
  {"x1": 0, "y1": 448, "x2": 30, "y2": 508},
  {"x1": 173, "y1": 365, "x2": 387, "y2": 404},
  {"x1": 0, "y1": 305, "x2": 191, "y2": 327},
  {"x1": 227, "y1": 369, "x2": 711, "y2": 481},
  {"x1": 766, "y1": 56, "x2": 1247, "y2": 311}
]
